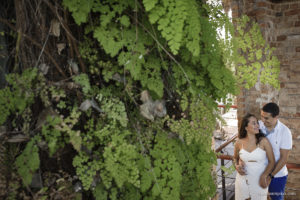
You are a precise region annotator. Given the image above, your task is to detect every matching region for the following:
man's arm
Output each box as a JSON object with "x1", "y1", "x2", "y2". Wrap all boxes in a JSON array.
[
  {"x1": 270, "y1": 149, "x2": 290, "y2": 176},
  {"x1": 259, "y1": 138, "x2": 275, "y2": 188}
]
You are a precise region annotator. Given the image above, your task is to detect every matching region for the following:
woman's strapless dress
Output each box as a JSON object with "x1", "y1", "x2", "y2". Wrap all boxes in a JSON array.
[{"x1": 235, "y1": 147, "x2": 268, "y2": 200}]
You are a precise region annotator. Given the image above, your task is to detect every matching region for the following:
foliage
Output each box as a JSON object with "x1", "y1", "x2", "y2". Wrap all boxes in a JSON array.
[
  {"x1": 62, "y1": 0, "x2": 94, "y2": 25},
  {"x1": 102, "y1": 129, "x2": 140, "y2": 189},
  {"x1": 41, "y1": 107, "x2": 82, "y2": 156},
  {"x1": 96, "y1": 94, "x2": 128, "y2": 127},
  {"x1": 168, "y1": 98, "x2": 216, "y2": 145},
  {"x1": 0, "y1": 68, "x2": 38, "y2": 125},
  {"x1": 220, "y1": 165, "x2": 235, "y2": 177},
  {"x1": 223, "y1": 15, "x2": 280, "y2": 89},
  {"x1": 15, "y1": 137, "x2": 40, "y2": 186},
  {"x1": 0, "y1": 0, "x2": 282, "y2": 199},
  {"x1": 41, "y1": 116, "x2": 63, "y2": 156},
  {"x1": 73, "y1": 73, "x2": 91, "y2": 96}
]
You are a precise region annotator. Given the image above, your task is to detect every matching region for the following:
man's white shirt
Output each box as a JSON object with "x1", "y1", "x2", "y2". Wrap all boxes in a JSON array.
[{"x1": 259, "y1": 120, "x2": 293, "y2": 177}]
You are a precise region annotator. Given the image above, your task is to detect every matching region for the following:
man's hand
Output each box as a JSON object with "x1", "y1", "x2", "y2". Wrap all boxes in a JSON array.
[
  {"x1": 235, "y1": 159, "x2": 246, "y2": 175},
  {"x1": 259, "y1": 174, "x2": 271, "y2": 188}
]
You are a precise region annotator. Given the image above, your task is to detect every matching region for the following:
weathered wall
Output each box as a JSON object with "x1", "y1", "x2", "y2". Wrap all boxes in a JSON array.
[{"x1": 223, "y1": 0, "x2": 300, "y2": 199}]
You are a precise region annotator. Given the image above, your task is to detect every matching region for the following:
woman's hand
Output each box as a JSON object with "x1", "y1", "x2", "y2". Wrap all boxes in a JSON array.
[{"x1": 235, "y1": 159, "x2": 246, "y2": 175}]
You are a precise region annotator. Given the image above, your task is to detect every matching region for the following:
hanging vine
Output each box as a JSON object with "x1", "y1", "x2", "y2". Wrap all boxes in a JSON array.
[{"x1": 0, "y1": 0, "x2": 280, "y2": 199}]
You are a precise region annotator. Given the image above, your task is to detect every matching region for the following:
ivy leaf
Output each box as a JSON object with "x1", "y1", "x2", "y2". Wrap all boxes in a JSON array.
[
  {"x1": 73, "y1": 73, "x2": 91, "y2": 95},
  {"x1": 93, "y1": 184, "x2": 108, "y2": 200},
  {"x1": 15, "y1": 139, "x2": 40, "y2": 186},
  {"x1": 119, "y1": 15, "x2": 130, "y2": 27},
  {"x1": 140, "y1": 171, "x2": 153, "y2": 192},
  {"x1": 256, "y1": 49, "x2": 262, "y2": 60},
  {"x1": 148, "y1": 11, "x2": 160, "y2": 24},
  {"x1": 143, "y1": 0, "x2": 158, "y2": 11},
  {"x1": 48, "y1": 139, "x2": 58, "y2": 156},
  {"x1": 94, "y1": 27, "x2": 123, "y2": 57},
  {"x1": 152, "y1": 183, "x2": 161, "y2": 197},
  {"x1": 70, "y1": 131, "x2": 82, "y2": 152},
  {"x1": 63, "y1": 0, "x2": 94, "y2": 25}
]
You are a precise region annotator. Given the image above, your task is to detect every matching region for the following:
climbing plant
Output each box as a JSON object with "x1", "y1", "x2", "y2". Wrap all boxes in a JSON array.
[
  {"x1": 0, "y1": 0, "x2": 280, "y2": 199},
  {"x1": 220, "y1": 14, "x2": 280, "y2": 89}
]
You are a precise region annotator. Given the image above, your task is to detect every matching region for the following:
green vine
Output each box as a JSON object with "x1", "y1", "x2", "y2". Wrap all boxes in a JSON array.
[
  {"x1": 0, "y1": 0, "x2": 282, "y2": 199},
  {"x1": 228, "y1": 15, "x2": 280, "y2": 89},
  {"x1": 0, "y1": 68, "x2": 38, "y2": 125}
]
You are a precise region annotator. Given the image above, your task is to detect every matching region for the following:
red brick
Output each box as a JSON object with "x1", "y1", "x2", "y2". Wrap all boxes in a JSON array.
[
  {"x1": 255, "y1": 9, "x2": 267, "y2": 16},
  {"x1": 277, "y1": 55, "x2": 285, "y2": 60},
  {"x1": 277, "y1": 35, "x2": 287, "y2": 41},
  {"x1": 270, "y1": 42, "x2": 278, "y2": 48},
  {"x1": 280, "y1": 21, "x2": 294, "y2": 29},
  {"x1": 291, "y1": 60, "x2": 300, "y2": 69},
  {"x1": 285, "y1": 9, "x2": 300, "y2": 16},
  {"x1": 288, "y1": 72, "x2": 300, "y2": 82},
  {"x1": 271, "y1": 4, "x2": 276, "y2": 10},
  {"x1": 232, "y1": 12, "x2": 239, "y2": 18},
  {"x1": 286, "y1": 88, "x2": 300, "y2": 95},
  {"x1": 289, "y1": 3, "x2": 299, "y2": 9},
  {"x1": 237, "y1": 97, "x2": 245, "y2": 102},
  {"x1": 257, "y1": 2, "x2": 268, "y2": 8},
  {"x1": 281, "y1": 4, "x2": 290, "y2": 10},
  {"x1": 296, "y1": 47, "x2": 300, "y2": 52},
  {"x1": 266, "y1": 10, "x2": 273, "y2": 15},
  {"x1": 247, "y1": 9, "x2": 266, "y2": 17},
  {"x1": 231, "y1": 4, "x2": 238, "y2": 11},
  {"x1": 297, "y1": 106, "x2": 300, "y2": 113},
  {"x1": 260, "y1": 23, "x2": 267, "y2": 28}
]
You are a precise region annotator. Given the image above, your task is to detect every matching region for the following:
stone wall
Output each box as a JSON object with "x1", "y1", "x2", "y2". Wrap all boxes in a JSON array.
[{"x1": 223, "y1": 0, "x2": 300, "y2": 199}]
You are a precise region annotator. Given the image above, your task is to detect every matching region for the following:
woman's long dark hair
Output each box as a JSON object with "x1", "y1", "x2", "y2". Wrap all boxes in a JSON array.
[{"x1": 239, "y1": 113, "x2": 265, "y2": 145}]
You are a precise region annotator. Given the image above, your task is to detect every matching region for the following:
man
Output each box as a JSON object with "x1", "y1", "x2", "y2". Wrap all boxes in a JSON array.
[{"x1": 259, "y1": 102, "x2": 293, "y2": 200}]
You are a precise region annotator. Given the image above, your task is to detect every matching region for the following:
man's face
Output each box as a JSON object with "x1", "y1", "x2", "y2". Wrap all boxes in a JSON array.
[{"x1": 261, "y1": 111, "x2": 278, "y2": 129}]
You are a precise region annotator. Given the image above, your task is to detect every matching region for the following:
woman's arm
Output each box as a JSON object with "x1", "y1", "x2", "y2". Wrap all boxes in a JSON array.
[
  {"x1": 259, "y1": 138, "x2": 275, "y2": 188},
  {"x1": 233, "y1": 139, "x2": 246, "y2": 175},
  {"x1": 233, "y1": 140, "x2": 239, "y2": 165}
]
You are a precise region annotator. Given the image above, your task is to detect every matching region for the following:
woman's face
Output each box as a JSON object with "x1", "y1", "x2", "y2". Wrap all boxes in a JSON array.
[{"x1": 245, "y1": 116, "x2": 259, "y2": 135}]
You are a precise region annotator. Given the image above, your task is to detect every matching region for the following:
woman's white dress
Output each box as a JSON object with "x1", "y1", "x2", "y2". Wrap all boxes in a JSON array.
[{"x1": 235, "y1": 147, "x2": 268, "y2": 200}]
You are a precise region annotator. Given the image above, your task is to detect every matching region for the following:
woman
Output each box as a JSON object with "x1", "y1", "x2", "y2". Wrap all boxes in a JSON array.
[{"x1": 234, "y1": 113, "x2": 275, "y2": 200}]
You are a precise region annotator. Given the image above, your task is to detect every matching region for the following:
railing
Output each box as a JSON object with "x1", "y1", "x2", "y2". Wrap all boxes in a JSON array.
[
  {"x1": 216, "y1": 134, "x2": 300, "y2": 200},
  {"x1": 215, "y1": 134, "x2": 237, "y2": 200},
  {"x1": 215, "y1": 104, "x2": 237, "y2": 200}
]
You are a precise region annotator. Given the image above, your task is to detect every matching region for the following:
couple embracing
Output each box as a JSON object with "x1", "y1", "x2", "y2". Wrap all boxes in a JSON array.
[{"x1": 234, "y1": 103, "x2": 293, "y2": 200}]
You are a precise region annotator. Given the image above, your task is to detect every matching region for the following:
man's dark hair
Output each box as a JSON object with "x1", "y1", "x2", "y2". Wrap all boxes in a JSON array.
[{"x1": 262, "y1": 102, "x2": 279, "y2": 117}]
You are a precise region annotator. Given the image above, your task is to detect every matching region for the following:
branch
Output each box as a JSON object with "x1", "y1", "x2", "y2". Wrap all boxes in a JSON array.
[
  {"x1": 64, "y1": 9, "x2": 74, "y2": 59},
  {"x1": 42, "y1": 0, "x2": 86, "y2": 73},
  {"x1": 0, "y1": 17, "x2": 67, "y2": 78}
]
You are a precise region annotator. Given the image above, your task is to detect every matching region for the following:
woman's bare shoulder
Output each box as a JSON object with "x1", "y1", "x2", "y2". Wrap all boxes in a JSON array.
[
  {"x1": 260, "y1": 137, "x2": 270, "y2": 145},
  {"x1": 235, "y1": 138, "x2": 242, "y2": 147},
  {"x1": 260, "y1": 137, "x2": 268, "y2": 143}
]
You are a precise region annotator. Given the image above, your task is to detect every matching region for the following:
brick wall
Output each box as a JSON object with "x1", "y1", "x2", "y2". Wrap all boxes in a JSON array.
[{"x1": 223, "y1": 0, "x2": 300, "y2": 199}]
